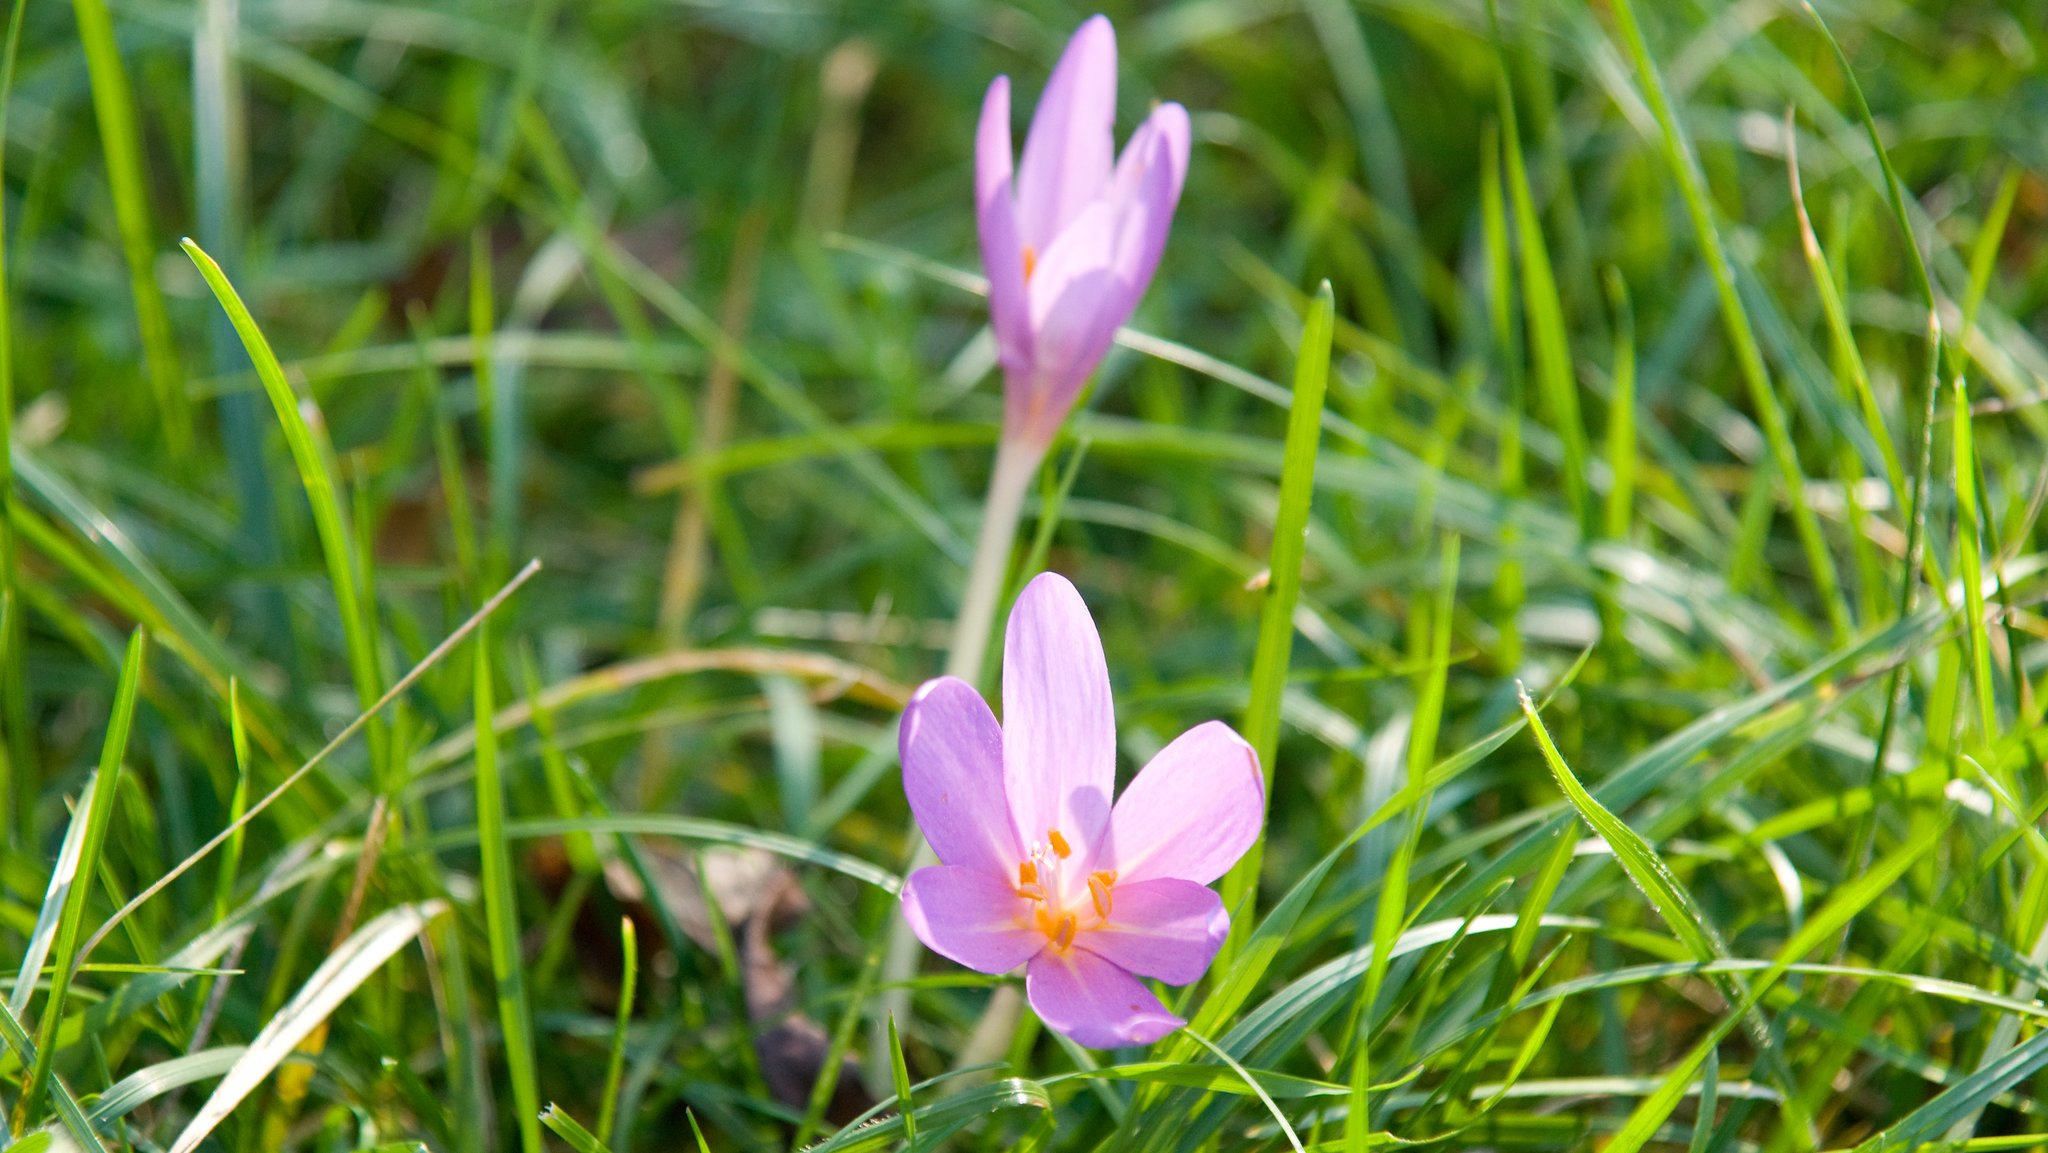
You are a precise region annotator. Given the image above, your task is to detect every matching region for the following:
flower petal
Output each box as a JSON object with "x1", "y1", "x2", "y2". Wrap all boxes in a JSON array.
[
  {"x1": 1011, "y1": 199, "x2": 1123, "y2": 439},
  {"x1": 1105, "y1": 102, "x2": 1189, "y2": 306},
  {"x1": 976, "y1": 77, "x2": 1033, "y2": 381},
  {"x1": 1078, "y1": 878, "x2": 1227, "y2": 985},
  {"x1": 901, "y1": 676, "x2": 1020, "y2": 876},
  {"x1": 900, "y1": 865, "x2": 1045, "y2": 976},
  {"x1": 1105, "y1": 721, "x2": 1264, "y2": 885},
  {"x1": 1002, "y1": 572, "x2": 1117, "y2": 868},
  {"x1": 1015, "y1": 15, "x2": 1117, "y2": 252},
  {"x1": 1025, "y1": 945, "x2": 1184, "y2": 1049}
]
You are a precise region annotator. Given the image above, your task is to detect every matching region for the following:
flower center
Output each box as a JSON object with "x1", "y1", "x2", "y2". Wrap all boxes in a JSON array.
[{"x1": 1014, "y1": 828, "x2": 1116, "y2": 951}]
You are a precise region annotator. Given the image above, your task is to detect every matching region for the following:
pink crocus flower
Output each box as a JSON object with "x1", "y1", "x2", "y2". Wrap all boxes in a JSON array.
[
  {"x1": 977, "y1": 15, "x2": 1191, "y2": 450},
  {"x1": 899, "y1": 572, "x2": 1263, "y2": 1048}
]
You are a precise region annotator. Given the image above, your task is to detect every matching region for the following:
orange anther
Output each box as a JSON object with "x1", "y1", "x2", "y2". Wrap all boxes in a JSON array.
[
  {"x1": 1022, "y1": 245, "x2": 1038, "y2": 282},
  {"x1": 1019, "y1": 861, "x2": 1038, "y2": 887},
  {"x1": 1048, "y1": 829, "x2": 1072, "y2": 859},
  {"x1": 1088, "y1": 871, "x2": 1115, "y2": 919},
  {"x1": 1052, "y1": 914, "x2": 1076, "y2": 951}
]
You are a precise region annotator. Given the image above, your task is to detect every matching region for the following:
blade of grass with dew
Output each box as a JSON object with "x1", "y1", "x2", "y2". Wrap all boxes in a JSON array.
[
  {"x1": 1219, "y1": 279, "x2": 1334, "y2": 955},
  {"x1": 1599, "y1": 811, "x2": 1948, "y2": 1153},
  {"x1": 70, "y1": 0, "x2": 189, "y2": 458},
  {"x1": 1605, "y1": 0, "x2": 1849, "y2": 641},
  {"x1": 1517, "y1": 682, "x2": 1815, "y2": 1132},
  {"x1": 473, "y1": 613, "x2": 542, "y2": 1153},
  {"x1": 166, "y1": 902, "x2": 447, "y2": 1153},
  {"x1": 15, "y1": 627, "x2": 143, "y2": 1133}
]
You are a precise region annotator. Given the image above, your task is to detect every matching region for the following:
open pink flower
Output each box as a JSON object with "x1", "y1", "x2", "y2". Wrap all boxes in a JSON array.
[
  {"x1": 977, "y1": 16, "x2": 1191, "y2": 450},
  {"x1": 899, "y1": 572, "x2": 1263, "y2": 1048}
]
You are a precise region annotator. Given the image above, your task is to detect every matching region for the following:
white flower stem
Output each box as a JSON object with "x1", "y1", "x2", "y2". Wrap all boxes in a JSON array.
[
  {"x1": 874, "y1": 435, "x2": 1042, "y2": 1084},
  {"x1": 944, "y1": 437, "x2": 1040, "y2": 682}
]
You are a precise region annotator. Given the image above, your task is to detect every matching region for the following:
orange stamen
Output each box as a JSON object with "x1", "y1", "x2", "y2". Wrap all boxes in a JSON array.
[
  {"x1": 1051, "y1": 914, "x2": 1077, "y2": 951},
  {"x1": 1048, "y1": 829, "x2": 1071, "y2": 859},
  {"x1": 1022, "y1": 245, "x2": 1038, "y2": 282},
  {"x1": 1015, "y1": 860, "x2": 1045, "y2": 901},
  {"x1": 1088, "y1": 870, "x2": 1116, "y2": 919}
]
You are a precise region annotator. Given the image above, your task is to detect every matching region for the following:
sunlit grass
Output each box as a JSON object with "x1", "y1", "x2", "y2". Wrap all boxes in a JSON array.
[{"x1": 0, "y1": 0, "x2": 2044, "y2": 1150}]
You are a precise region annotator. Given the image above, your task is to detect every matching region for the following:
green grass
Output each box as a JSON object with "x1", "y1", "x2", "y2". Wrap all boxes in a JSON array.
[{"x1": 0, "y1": 0, "x2": 2046, "y2": 1150}]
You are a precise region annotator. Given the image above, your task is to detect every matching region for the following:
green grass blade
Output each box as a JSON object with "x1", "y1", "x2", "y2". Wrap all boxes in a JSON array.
[
  {"x1": 1601, "y1": 269, "x2": 1637, "y2": 542},
  {"x1": 87, "y1": 1046, "x2": 245, "y2": 1127},
  {"x1": 181, "y1": 238, "x2": 387, "y2": 775},
  {"x1": 70, "y1": 0, "x2": 189, "y2": 458},
  {"x1": 810, "y1": 1078, "x2": 1051, "y2": 1153},
  {"x1": 539, "y1": 1103, "x2": 615, "y2": 1153},
  {"x1": 0, "y1": 994, "x2": 107, "y2": 1152},
  {"x1": 1959, "y1": 168, "x2": 2020, "y2": 350},
  {"x1": 1301, "y1": 0, "x2": 1431, "y2": 357},
  {"x1": 1600, "y1": 812, "x2": 1948, "y2": 1153},
  {"x1": 1784, "y1": 121, "x2": 1904, "y2": 505},
  {"x1": 473, "y1": 613, "x2": 542, "y2": 1153},
  {"x1": 595, "y1": 917, "x2": 636, "y2": 1147},
  {"x1": 1489, "y1": 5, "x2": 1592, "y2": 535},
  {"x1": 1517, "y1": 682, "x2": 1724, "y2": 965},
  {"x1": 888, "y1": 1014, "x2": 917, "y2": 1151},
  {"x1": 11, "y1": 776, "x2": 100, "y2": 1017},
  {"x1": 15, "y1": 627, "x2": 144, "y2": 1132},
  {"x1": 0, "y1": 0, "x2": 24, "y2": 847},
  {"x1": 1952, "y1": 376, "x2": 1994, "y2": 744},
  {"x1": 1219, "y1": 279, "x2": 1334, "y2": 947},
  {"x1": 1605, "y1": 0, "x2": 1849, "y2": 640}
]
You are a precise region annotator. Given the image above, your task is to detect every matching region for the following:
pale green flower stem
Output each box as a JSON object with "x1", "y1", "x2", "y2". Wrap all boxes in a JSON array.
[{"x1": 875, "y1": 435, "x2": 1043, "y2": 1080}]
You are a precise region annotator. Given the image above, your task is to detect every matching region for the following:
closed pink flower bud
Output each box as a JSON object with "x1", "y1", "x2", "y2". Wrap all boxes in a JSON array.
[{"x1": 977, "y1": 16, "x2": 1191, "y2": 449}]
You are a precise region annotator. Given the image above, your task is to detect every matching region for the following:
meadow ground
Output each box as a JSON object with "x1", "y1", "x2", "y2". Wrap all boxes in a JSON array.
[{"x1": 1, "y1": 0, "x2": 2047, "y2": 1150}]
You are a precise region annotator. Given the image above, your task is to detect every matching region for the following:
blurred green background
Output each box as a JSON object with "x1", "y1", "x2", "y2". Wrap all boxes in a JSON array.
[{"x1": 2, "y1": 0, "x2": 2047, "y2": 1149}]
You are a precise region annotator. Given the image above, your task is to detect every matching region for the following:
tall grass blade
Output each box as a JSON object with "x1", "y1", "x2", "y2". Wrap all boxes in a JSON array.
[
  {"x1": 181, "y1": 237, "x2": 389, "y2": 780},
  {"x1": 474, "y1": 612, "x2": 543, "y2": 1153},
  {"x1": 1605, "y1": 0, "x2": 1849, "y2": 639},
  {"x1": 15, "y1": 628, "x2": 144, "y2": 1132},
  {"x1": 595, "y1": 917, "x2": 636, "y2": 1147},
  {"x1": 1489, "y1": 5, "x2": 1592, "y2": 535},
  {"x1": 1220, "y1": 280, "x2": 1334, "y2": 946},
  {"x1": 71, "y1": 0, "x2": 190, "y2": 456}
]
